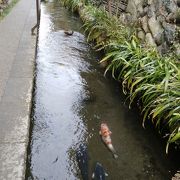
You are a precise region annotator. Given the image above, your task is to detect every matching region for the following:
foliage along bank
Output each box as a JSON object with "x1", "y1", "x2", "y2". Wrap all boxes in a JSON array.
[{"x1": 60, "y1": 0, "x2": 180, "y2": 152}]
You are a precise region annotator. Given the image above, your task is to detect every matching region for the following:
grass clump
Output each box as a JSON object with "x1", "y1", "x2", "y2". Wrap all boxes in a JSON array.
[{"x1": 60, "y1": 0, "x2": 180, "y2": 152}]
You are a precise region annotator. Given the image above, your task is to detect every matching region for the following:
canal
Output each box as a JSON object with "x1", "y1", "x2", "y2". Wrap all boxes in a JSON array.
[{"x1": 26, "y1": 1, "x2": 179, "y2": 179}]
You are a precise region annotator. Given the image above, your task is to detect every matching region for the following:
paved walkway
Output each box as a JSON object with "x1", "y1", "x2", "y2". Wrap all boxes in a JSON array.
[{"x1": 0, "y1": 0, "x2": 36, "y2": 179}]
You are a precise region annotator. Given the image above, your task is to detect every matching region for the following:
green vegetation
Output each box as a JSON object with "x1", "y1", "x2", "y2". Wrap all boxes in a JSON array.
[
  {"x1": 60, "y1": 0, "x2": 180, "y2": 152},
  {"x1": 0, "y1": 0, "x2": 19, "y2": 21}
]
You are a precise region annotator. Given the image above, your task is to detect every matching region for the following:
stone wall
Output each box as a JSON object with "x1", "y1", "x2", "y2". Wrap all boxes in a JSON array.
[{"x1": 118, "y1": 0, "x2": 180, "y2": 56}]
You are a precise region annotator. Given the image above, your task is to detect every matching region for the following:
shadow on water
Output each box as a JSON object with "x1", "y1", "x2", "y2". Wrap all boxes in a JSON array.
[{"x1": 26, "y1": 1, "x2": 180, "y2": 179}]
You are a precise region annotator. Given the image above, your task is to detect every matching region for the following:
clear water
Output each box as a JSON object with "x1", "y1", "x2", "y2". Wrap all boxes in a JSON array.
[{"x1": 26, "y1": 1, "x2": 179, "y2": 179}]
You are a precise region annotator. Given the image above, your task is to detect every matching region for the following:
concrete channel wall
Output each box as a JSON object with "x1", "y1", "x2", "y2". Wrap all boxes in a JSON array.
[{"x1": 0, "y1": 0, "x2": 36, "y2": 179}]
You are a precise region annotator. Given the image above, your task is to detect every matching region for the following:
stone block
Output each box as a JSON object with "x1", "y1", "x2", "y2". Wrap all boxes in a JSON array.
[
  {"x1": 163, "y1": 22, "x2": 176, "y2": 45},
  {"x1": 137, "y1": 30, "x2": 145, "y2": 41},
  {"x1": 141, "y1": 15, "x2": 149, "y2": 33},
  {"x1": 148, "y1": 16, "x2": 163, "y2": 38},
  {"x1": 145, "y1": 33, "x2": 157, "y2": 47},
  {"x1": 126, "y1": 0, "x2": 137, "y2": 21}
]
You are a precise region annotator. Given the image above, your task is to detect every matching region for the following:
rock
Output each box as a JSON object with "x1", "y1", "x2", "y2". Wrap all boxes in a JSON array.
[
  {"x1": 147, "y1": 0, "x2": 153, "y2": 5},
  {"x1": 142, "y1": 0, "x2": 148, "y2": 8},
  {"x1": 99, "y1": 60, "x2": 108, "y2": 68},
  {"x1": 125, "y1": 13, "x2": 134, "y2": 24},
  {"x1": 147, "y1": 6, "x2": 156, "y2": 18},
  {"x1": 157, "y1": 4, "x2": 168, "y2": 17},
  {"x1": 156, "y1": 0, "x2": 163, "y2": 9},
  {"x1": 134, "y1": 0, "x2": 144, "y2": 6},
  {"x1": 148, "y1": 16, "x2": 164, "y2": 38},
  {"x1": 163, "y1": 22, "x2": 176, "y2": 45},
  {"x1": 133, "y1": 0, "x2": 144, "y2": 17},
  {"x1": 162, "y1": 0, "x2": 177, "y2": 13},
  {"x1": 119, "y1": 13, "x2": 127, "y2": 24},
  {"x1": 157, "y1": 41, "x2": 168, "y2": 54},
  {"x1": 141, "y1": 15, "x2": 150, "y2": 33},
  {"x1": 157, "y1": 15, "x2": 166, "y2": 23},
  {"x1": 137, "y1": 30, "x2": 145, "y2": 41},
  {"x1": 175, "y1": 8, "x2": 180, "y2": 24},
  {"x1": 154, "y1": 32, "x2": 164, "y2": 45},
  {"x1": 126, "y1": 0, "x2": 137, "y2": 21},
  {"x1": 174, "y1": 43, "x2": 180, "y2": 58},
  {"x1": 166, "y1": 12, "x2": 176, "y2": 23},
  {"x1": 137, "y1": 3, "x2": 144, "y2": 17},
  {"x1": 145, "y1": 33, "x2": 157, "y2": 47},
  {"x1": 143, "y1": 6, "x2": 148, "y2": 14}
]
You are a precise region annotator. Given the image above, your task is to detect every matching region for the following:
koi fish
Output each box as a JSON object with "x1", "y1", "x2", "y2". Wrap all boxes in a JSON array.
[
  {"x1": 99, "y1": 123, "x2": 118, "y2": 159},
  {"x1": 92, "y1": 162, "x2": 108, "y2": 180}
]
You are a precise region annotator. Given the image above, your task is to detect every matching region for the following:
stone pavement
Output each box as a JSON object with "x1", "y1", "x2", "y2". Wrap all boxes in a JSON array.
[{"x1": 0, "y1": 0, "x2": 36, "y2": 179}]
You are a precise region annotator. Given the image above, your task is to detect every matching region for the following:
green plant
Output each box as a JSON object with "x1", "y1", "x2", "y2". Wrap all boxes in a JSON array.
[
  {"x1": 101, "y1": 36, "x2": 180, "y2": 151},
  {"x1": 60, "y1": 0, "x2": 180, "y2": 152}
]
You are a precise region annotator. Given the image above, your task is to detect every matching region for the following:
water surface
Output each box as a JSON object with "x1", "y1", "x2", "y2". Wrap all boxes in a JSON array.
[{"x1": 26, "y1": 1, "x2": 179, "y2": 179}]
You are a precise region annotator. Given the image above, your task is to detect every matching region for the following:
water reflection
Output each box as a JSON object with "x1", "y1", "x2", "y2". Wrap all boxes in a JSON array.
[{"x1": 28, "y1": 2, "x2": 89, "y2": 179}]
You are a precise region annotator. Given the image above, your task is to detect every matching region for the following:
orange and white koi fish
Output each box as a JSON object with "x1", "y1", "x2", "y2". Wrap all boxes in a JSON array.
[{"x1": 99, "y1": 123, "x2": 118, "y2": 159}]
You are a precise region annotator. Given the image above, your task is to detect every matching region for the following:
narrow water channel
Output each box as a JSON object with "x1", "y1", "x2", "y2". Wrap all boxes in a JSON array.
[{"x1": 26, "y1": 1, "x2": 179, "y2": 179}]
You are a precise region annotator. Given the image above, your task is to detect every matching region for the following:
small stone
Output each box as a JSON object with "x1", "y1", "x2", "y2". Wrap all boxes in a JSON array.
[
  {"x1": 125, "y1": 13, "x2": 134, "y2": 24},
  {"x1": 166, "y1": 12, "x2": 176, "y2": 23},
  {"x1": 119, "y1": 13, "x2": 127, "y2": 24},
  {"x1": 163, "y1": 22, "x2": 176, "y2": 45},
  {"x1": 126, "y1": 0, "x2": 137, "y2": 21},
  {"x1": 154, "y1": 32, "x2": 164, "y2": 45},
  {"x1": 143, "y1": 6, "x2": 148, "y2": 14},
  {"x1": 142, "y1": 0, "x2": 148, "y2": 8},
  {"x1": 145, "y1": 33, "x2": 157, "y2": 47},
  {"x1": 137, "y1": 3, "x2": 144, "y2": 17},
  {"x1": 157, "y1": 41, "x2": 168, "y2": 54},
  {"x1": 141, "y1": 15, "x2": 150, "y2": 33},
  {"x1": 174, "y1": 43, "x2": 180, "y2": 58},
  {"x1": 137, "y1": 30, "x2": 145, "y2": 41},
  {"x1": 163, "y1": 0, "x2": 177, "y2": 13},
  {"x1": 99, "y1": 61, "x2": 108, "y2": 68},
  {"x1": 158, "y1": 4, "x2": 168, "y2": 17},
  {"x1": 120, "y1": 13, "x2": 134, "y2": 25},
  {"x1": 148, "y1": 16, "x2": 164, "y2": 37},
  {"x1": 147, "y1": 6, "x2": 155, "y2": 18},
  {"x1": 147, "y1": 0, "x2": 153, "y2": 5},
  {"x1": 157, "y1": 15, "x2": 166, "y2": 23}
]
